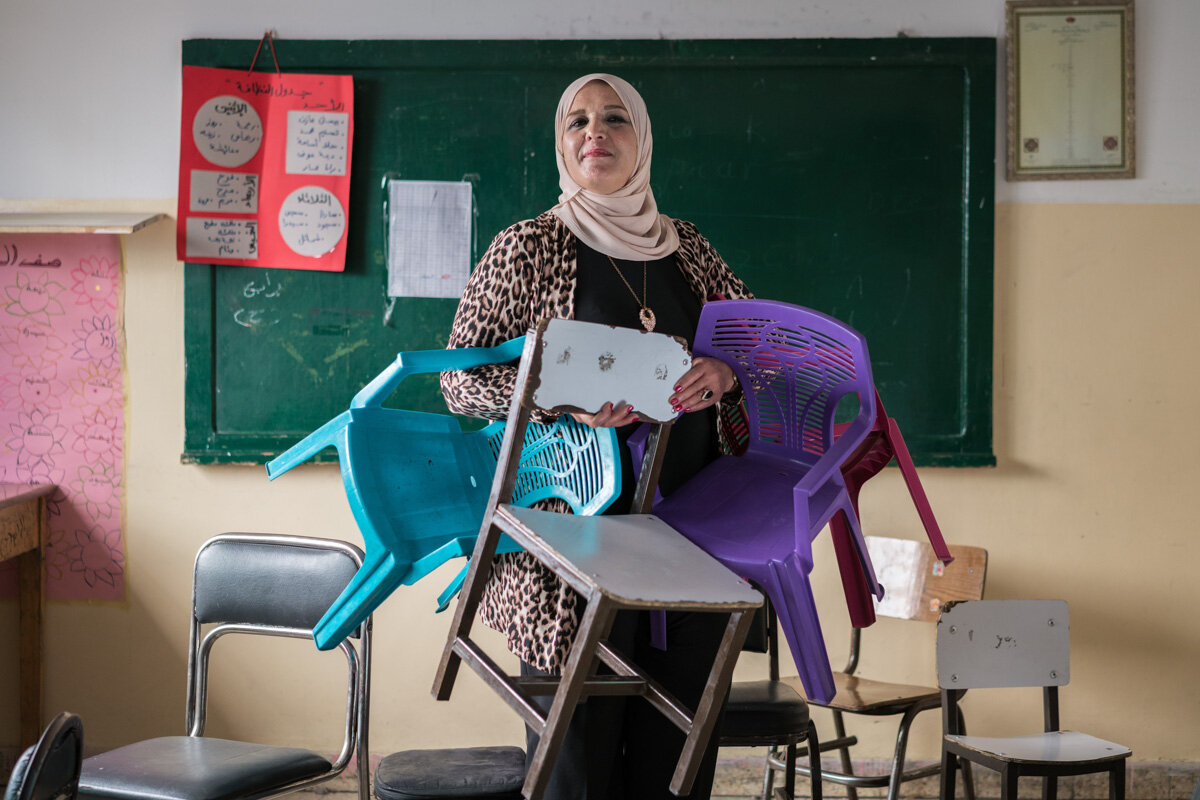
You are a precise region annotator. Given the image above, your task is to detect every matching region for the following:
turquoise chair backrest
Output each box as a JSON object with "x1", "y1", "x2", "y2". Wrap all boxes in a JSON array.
[{"x1": 267, "y1": 336, "x2": 620, "y2": 650}]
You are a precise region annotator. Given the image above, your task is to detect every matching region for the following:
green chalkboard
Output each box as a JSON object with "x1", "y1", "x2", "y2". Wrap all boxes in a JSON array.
[{"x1": 183, "y1": 38, "x2": 995, "y2": 466}]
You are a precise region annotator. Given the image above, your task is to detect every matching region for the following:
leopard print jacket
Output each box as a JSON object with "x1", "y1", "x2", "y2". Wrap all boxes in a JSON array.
[{"x1": 440, "y1": 211, "x2": 751, "y2": 673}]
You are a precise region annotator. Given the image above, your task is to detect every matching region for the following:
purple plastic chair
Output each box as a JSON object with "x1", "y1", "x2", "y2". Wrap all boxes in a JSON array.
[{"x1": 654, "y1": 299, "x2": 884, "y2": 705}]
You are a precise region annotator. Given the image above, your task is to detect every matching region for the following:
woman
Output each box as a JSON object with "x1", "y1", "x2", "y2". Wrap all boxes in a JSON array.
[{"x1": 441, "y1": 73, "x2": 751, "y2": 799}]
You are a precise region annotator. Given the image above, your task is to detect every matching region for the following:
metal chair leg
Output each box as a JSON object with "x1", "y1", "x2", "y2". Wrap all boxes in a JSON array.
[
  {"x1": 939, "y1": 747, "x2": 957, "y2": 800},
  {"x1": 884, "y1": 697, "x2": 938, "y2": 800},
  {"x1": 1110, "y1": 760, "x2": 1125, "y2": 800},
  {"x1": 806, "y1": 721, "x2": 823, "y2": 800},
  {"x1": 1001, "y1": 767, "x2": 1019, "y2": 800},
  {"x1": 956, "y1": 706, "x2": 976, "y2": 800},
  {"x1": 762, "y1": 745, "x2": 780, "y2": 800},
  {"x1": 779, "y1": 742, "x2": 797, "y2": 800},
  {"x1": 832, "y1": 709, "x2": 859, "y2": 800}
]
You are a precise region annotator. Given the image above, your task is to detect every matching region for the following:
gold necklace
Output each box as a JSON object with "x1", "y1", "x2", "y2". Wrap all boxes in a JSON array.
[{"x1": 605, "y1": 255, "x2": 656, "y2": 332}]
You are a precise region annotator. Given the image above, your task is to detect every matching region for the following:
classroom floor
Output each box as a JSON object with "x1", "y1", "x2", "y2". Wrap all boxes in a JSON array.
[{"x1": 292, "y1": 755, "x2": 1199, "y2": 800}]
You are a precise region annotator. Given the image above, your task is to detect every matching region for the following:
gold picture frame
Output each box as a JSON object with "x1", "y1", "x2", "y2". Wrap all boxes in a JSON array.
[{"x1": 1006, "y1": 0, "x2": 1135, "y2": 180}]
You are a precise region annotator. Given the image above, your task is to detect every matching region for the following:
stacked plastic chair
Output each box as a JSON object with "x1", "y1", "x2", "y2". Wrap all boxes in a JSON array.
[
  {"x1": 266, "y1": 337, "x2": 620, "y2": 650},
  {"x1": 654, "y1": 299, "x2": 883, "y2": 704},
  {"x1": 829, "y1": 388, "x2": 954, "y2": 628}
]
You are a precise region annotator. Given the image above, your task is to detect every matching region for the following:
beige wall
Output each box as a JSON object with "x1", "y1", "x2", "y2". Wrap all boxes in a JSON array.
[{"x1": 2, "y1": 198, "x2": 1197, "y2": 764}]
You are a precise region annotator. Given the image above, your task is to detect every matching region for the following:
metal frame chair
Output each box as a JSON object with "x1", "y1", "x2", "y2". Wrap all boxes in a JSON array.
[
  {"x1": 4, "y1": 711, "x2": 83, "y2": 800},
  {"x1": 764, "y1": 536, "x2": 987, "y2": 800},
  {"x1": 79, "y1": 533, "x2": 372, "y2": 800},
  {"x1": 433, "y1": 318, "x2": 763, "y2": 800},
  {"x1": 938, "y1": 600, "x2": 1131, "y2": 800}
]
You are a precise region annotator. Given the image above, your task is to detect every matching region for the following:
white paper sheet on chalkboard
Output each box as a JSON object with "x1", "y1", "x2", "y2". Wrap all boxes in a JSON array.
[{"x1": 386, "y1": 180, "x2": 472, "y2": 298}]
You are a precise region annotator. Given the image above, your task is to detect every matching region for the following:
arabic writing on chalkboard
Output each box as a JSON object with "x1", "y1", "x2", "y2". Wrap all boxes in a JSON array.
[{"x1": 176, "y1": 66, "x2": 354, "y2": 271}]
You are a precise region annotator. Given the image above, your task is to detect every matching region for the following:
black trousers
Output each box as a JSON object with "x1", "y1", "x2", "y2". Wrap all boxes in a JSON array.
[{"x1": 521, "y1": 608, "x2": 729, "y2": 800}]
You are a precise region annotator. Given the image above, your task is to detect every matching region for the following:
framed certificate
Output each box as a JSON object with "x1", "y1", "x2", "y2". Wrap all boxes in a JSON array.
[{"x1": 1006, "y1": 0, "x2": 1135, "y2": 180}]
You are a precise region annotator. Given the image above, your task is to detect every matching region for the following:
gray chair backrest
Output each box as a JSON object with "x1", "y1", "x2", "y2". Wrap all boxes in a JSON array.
[
  {"x1": 193, "y1": 533, "x2": 363, "y2": 634},
  {"x1": 936, "y1": 599, "x2": 1070, "y2": 690},
  {"x1": 529, "y1": 318, "x2": 692, "y2": 424}
]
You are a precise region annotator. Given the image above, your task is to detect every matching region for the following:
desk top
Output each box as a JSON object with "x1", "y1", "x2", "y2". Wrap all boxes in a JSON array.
[{"x1": 0, "y1": 483, "x2": 56, "y2": 511}]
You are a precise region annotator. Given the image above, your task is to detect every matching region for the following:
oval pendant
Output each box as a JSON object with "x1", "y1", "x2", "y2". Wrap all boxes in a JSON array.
[{"x1": 639, "y1": 306, "x2": 656, "y2": 332}]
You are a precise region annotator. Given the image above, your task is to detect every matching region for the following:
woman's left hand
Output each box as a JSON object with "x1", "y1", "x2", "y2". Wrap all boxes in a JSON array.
[{"x1": 669, "y1": 356, "x2": 736, "y2": 414}]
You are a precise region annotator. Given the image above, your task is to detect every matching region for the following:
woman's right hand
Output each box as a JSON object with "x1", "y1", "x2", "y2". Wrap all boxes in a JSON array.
[{"x1": 571, "y1": 402, "x2": 639, "y2": 428}]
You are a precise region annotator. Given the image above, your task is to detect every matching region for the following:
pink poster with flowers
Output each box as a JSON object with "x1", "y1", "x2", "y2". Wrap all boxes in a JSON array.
[{"x1": 0, "y1": 234, "x2": 125, "y2": 601}]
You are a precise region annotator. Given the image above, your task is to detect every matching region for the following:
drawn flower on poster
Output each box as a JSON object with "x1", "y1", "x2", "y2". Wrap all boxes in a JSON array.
[
  {"x1": 70, "y1": 256, "x2": 119, "y2": 313},
  {"x1": 6, "y1": 407, "x2": 67, "y2": 474},
  {"x1": 2, "y1": 272, "x2": 66, "y2": 326},
  {"x1": 0, "y1": 363, "x2": 61, "y2": 411},
  {"x1": 71, "y1": 315, "x2": 119, "y2": 368},
  {"x1": 71, "y1": 411, "x2": 120, "y2": 465},
  {"x1": 11, "y1": 457, "x2": 66, "y2": 493},
  {"x1": 1, "y1": 233, "x2": 125, "y2": 603},
  {"x1": 0, "y1": 322, "x2": 67, "y2": 369},
  {"x1": 65, "y1": 524, "x2": 125, "y2": 588},
  {"x1": 67, "y1": 362, "x2": 121, "y2": 417},
  {"x1": 44, "y1": 524, "x2": 71, "y2": 581},
  {"x1": 69, "y1": 461, "x2": 120, "y2": 520}
]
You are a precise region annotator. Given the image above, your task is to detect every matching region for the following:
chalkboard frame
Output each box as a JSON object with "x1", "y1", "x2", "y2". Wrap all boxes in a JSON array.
[{"x1": 182, "y1": 37, "x2": 996, "y2": 466}]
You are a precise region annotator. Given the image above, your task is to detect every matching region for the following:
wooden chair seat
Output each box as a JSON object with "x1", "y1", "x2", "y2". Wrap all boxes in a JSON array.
[
  {"x1": 786, "y1": 672, "x2": 940, "y2": 715},
  {"x1": 499, "y1": 506, "x2": 758, "y2": 608},
  {"x1": 946, "y1": 730, "x2": 1131, "y2": 767}
]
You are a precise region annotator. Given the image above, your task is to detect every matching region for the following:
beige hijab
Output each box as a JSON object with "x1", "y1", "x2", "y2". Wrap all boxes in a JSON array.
[{"x1": 551, "y1": 73, "x2": 679, "y2": 261}]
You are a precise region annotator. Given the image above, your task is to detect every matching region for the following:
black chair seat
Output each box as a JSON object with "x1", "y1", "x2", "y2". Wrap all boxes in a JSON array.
[
  {"x1": 374, "y1": 747, "x2": 525, "y2": 800},
  {"x1": 78, "y1": 737, "x2": 331, "y2": 800},
  {"x1": 722, "y1": 680, "x2": 812, "y2": 741}
]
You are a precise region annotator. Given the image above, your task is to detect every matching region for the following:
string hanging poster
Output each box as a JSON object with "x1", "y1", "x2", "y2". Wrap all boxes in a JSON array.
[{"x1": 177, "y1": 65, "x2": 354, "y2": 271}]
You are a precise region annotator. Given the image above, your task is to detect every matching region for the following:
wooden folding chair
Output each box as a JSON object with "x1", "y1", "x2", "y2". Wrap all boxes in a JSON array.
[{"x1": 433, "y1": 318, "x2": 764, "y2": 800}]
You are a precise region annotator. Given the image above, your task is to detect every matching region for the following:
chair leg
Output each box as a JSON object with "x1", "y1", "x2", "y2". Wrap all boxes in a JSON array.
[
  {"x1": 832, "y1": 709, "x2": 859, "y2": 800},
  {"x1": 524, "y1": 599, "x2": 615, "y2": 800},
  {"x1": 778, "y1": 742, "x2": 797, "y2": 800},
  {"x1": 884, "y1": 701, "x2": 928, "y2": 800},
  {"x1": 1111, "y1": 761, "x2": 1126, "y2": 800},
  {"x1": 1001, "y1": 767, "x2": 1019, "y2": 800},
  {"x1": 939, "y1": 747, "x2": 957, "y2": 800},
  {"x1": 762, "y1": 746, "x2": 780, "y2": 800},
  {"x1": 766, "y1": 559, "x2": 836, "y2": 704},
  {"x1": 956, "y1": 706, "x2": 976, "y2": 800},
  {"x1": 806, "y1": 721, "x2": 823, "y2": 800}
]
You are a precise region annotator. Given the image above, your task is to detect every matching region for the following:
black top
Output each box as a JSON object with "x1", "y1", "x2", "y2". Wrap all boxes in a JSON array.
[{"x1": 573, "y1": 239, "x2": 720, "y2": 513}]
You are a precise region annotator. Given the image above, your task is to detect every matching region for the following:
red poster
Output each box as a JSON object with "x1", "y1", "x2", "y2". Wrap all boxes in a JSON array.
[{"x1": 177, "y1": 65, "x2": 353, "y2": 271}]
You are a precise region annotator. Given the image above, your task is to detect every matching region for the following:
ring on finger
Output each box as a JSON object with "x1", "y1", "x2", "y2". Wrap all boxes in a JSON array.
[{"x1": 699, "y1": 388, "x2": 714, "y2": 401}]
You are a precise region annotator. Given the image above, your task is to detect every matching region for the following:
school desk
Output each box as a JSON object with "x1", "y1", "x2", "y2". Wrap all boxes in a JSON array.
[{"x1": 0, "y1": 482, "x2": 55, "y2": 747}]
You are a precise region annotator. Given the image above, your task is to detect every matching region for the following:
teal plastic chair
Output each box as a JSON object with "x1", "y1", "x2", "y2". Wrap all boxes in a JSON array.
[{"x1": 267, "y1": 337, "x2": 620, "y2": 650}]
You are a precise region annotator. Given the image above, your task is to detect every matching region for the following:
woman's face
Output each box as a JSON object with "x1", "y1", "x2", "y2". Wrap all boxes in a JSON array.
[{"x1": 561, "y1": 81, "x2": 637, "y2": 195}]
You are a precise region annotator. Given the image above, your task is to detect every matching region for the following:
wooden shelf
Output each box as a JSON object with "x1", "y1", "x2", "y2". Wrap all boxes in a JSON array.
[{"x1": 0, "y1": 212, "x2": 165, "y2": 234}]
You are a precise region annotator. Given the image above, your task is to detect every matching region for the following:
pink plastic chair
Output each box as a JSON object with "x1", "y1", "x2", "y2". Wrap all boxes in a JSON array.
[
  {"x1": 830, "y1": 389, "x2": 953, "y2": 628},
  {"x1": 655, "y1": 299, "x2": 883, "y2": 704}
]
